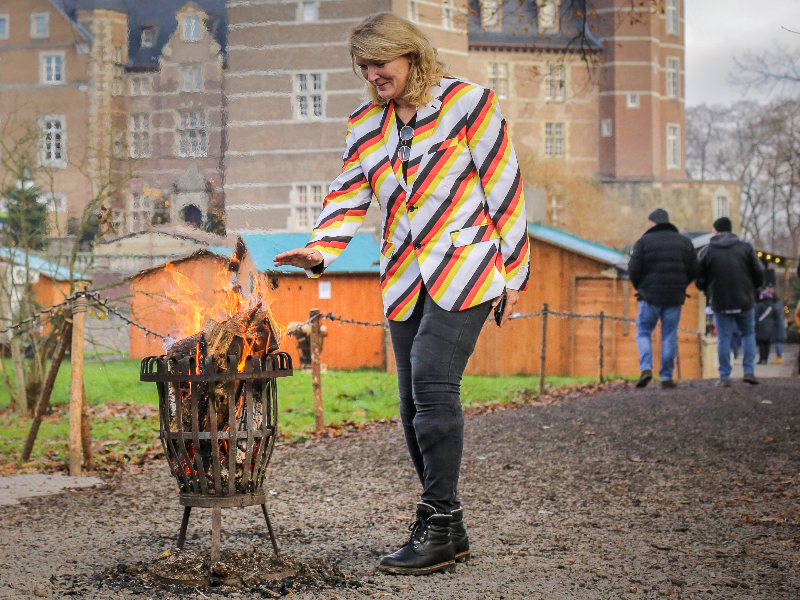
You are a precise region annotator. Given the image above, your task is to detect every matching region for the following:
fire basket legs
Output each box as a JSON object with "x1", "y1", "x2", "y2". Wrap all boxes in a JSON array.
[
  {"x1": 177, "y1": 507, "x2": 192, "y2": 549},
  {"x1": 212, "y1": 507, "x2": 222, "y2": 563},
  {"x1": 261, "y1": 504, "x2": 280, "y2": 556}
]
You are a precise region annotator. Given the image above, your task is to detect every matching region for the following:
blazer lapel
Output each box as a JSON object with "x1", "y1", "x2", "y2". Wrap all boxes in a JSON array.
[
  {"x1": 407, "y1": 85, "x2": 444, "y2": 191},
  {"x1": 380, "y1": 101, "x2": 407, "y2": 193}
]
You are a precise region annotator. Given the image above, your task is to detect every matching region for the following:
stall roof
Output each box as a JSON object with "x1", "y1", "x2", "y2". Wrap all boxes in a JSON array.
[
  {"x1": 0, "y1": 247, "x2": 91, "y2": 281},
  {"x1": 528, "y1": 224, "x2": 629, "y2": 266},
  {"x1": 209, "y1": 233, "x2": 381, "y2": 274}
]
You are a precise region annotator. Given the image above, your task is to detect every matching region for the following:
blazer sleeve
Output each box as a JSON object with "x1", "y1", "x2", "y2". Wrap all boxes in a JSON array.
[
  {"x1": 466, "y1": 88, "x2": 530, "y2": 292},
  {"x1": 304, "y1": 116, "x2": 373, "y2": 278}
]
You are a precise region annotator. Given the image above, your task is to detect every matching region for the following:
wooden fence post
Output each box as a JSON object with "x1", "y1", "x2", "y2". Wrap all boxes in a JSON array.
[
  {"x1": 697, "y1": 333, "x2": 704, "y2": 379},
  {"x1": 538, "y1": 304, "x2": 548, "y2": 395},
  {"x1": 310, "y1": 309, "x2": 324, "y2": 434},
  {"x1": 598, "y1": 311, "x2": 605, "y2": 384},
  {"x1": 81, "y1": 384, "x2": 92, "y2": 469},
  {"x1": 69, "y1": 283, "x2": 88, "y2": 476},
  {"x1": 22, "y1": 310, "x2": 73, "y2": 460}
]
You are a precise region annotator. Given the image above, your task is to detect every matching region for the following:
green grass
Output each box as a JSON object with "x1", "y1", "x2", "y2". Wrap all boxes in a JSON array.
[{"x1": 0, "y1": 359, "x2": 594, "y2": 470}]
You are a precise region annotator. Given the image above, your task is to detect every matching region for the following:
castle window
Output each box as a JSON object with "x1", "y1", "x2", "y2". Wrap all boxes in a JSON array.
[
  {"x1": 626, "y1": 92, "x2": 640, "y2": 108},
  {"x1": 40, "y1": 52, "x2": 64, "y2": 84},
  {"x1": 182, "y1": 65, "x2": 202, "y2": 92},
  {"x1": 294, "y1": 73, "x2": 324, "y2": 119},
  {"x1": 545, "y1": 64, "x2": 565, "y2": 102},
  {"x1": 481, "y1": 0, "x2": 500, "y2": 29},
  {"x1": 488, "y1": 63, "x2": 508, "y2": 99},
  {"x1": 38, "y1": 115, "x2": 66, "y2": 167},
  {"x1": 601, "y1": 119, "x2": 612, "y2": 138},
  {"x1": 0, "y1": 15, "x2": 9, "y2": 40},
  {"x1": 130, "y1": 74, "x2": 152, "y2": 96},
  {"x1": 666, "y1": 0, "x2": 678, "y2": 35},
  {"x1": 538, "y1": 0, "x2": 557, "y2": 31},
  {"x1": 178, "y1": 110, "x2": 207, "y2": 157},
  {"x1": 183, "y1": 16, "x2": 201, "y2": 42},
  {"x1": 130, "y1": 113, "x2": 150, "y2": 158},
  {"x1": 409, "y1": 1, "x2": 419, "y2": 23},
  {"x1": 545, "y1": 122, "x2": 565, "y2": 158},
  {"x1": 141, "y1": 27, "x2": 155, "y2": 48},
  {"x1": 300, "y1": 1, "x2": 318, "y2": 21},
  {"x1": 442, "y1": 0, "x2": 455, "y2": 29},
  {"x1": 666, "y1": 124, "x2": 680, "y2": 170},
  {"x1": 30, "y1": 12, "x2": 49, "y2": 39},
  {"x1": 666, "y1": 57, "x2": 679, "y2": 99},
  {"x1": 714, "y1": 196, "x2": 729, "y2": 220},
  {"x1": 130, "y1": 192, "x2": 152, "y2": 233},
  {"x1": 293, "y1": 184, "x2": 324, "y2": 230}
]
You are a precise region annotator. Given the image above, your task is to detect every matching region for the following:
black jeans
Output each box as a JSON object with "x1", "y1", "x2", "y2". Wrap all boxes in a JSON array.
[{"x1": 388, "y1": 288, "x2": 492, "y2": 514}]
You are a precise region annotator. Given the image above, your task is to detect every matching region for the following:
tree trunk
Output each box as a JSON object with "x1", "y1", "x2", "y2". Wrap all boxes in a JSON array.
[{"x1": 10, "y1": 336, "x2": 27, "y2": 416}]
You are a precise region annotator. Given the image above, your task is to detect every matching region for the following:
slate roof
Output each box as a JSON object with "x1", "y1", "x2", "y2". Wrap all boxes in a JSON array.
[
  {"x1": 51, "y1": 0, "x2": 227, "y2": 70},
  {"x1": 209, "y1": 233, "x2": 381, "y2": 275},
  {"x1": 468, "y1": 0, "x2": 602, "y2": 52},
  {"x1": 528, "y1": 223, "x2": 628, "y2": 266},
  {"x1": 0, "y1": 247, "x2": 91, "y2": 281}
]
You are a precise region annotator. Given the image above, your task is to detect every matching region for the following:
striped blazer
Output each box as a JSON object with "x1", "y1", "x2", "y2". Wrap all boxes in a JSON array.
[{"x1": 306, "y1": 77, "x2": 530, "y2": 321}]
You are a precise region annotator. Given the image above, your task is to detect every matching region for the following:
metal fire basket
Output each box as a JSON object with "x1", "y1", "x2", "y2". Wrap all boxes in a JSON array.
[{"x1": 140, "y1": 351, "x2": 293, "y2": 562}]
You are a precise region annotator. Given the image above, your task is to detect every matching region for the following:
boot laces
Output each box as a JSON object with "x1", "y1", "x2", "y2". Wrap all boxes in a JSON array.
[{"x1": 407, "y1": 517, "x2": 429, "y2": 546}]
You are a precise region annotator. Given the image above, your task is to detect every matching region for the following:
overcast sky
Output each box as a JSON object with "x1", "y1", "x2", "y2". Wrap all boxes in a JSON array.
[{"x1": 685, "y1": 0, "x2": 800, "y2": 106}]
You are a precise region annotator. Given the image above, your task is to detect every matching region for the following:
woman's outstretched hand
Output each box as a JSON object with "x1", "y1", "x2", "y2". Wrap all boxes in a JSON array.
[{"x1": 273, "y1": 248, "x2": 324, "y2": 269}]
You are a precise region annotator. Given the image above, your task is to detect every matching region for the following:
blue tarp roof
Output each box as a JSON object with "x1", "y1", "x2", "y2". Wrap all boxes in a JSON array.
[
  {"x1": 528, "y1": 224, "x2": 628, "y2": 266},
  {"x1": 209, "y1": 233, "x2": 381, "y2": 274},
  {"x1": 0, "y1": 247, "x2": 91, "y2": 281}
]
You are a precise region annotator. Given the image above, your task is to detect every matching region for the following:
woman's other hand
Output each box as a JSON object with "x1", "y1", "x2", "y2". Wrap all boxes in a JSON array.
[
  {"x1": 273, "y1": 248, "x2": 324, "y2": 269},
  {"x1": 492, "y1": 289, "x2": 520, "y2": 327}
]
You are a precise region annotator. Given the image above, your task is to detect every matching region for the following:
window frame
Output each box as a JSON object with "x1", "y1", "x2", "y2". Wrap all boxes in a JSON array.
[
  {"x1": 182, "y1": 64, "x2": 203, "y2": 93},
  {"x1": 177, "y1": 110, "x2": 208, "y2": 158},
  {"x1": 538, "y1": 0, "x2": 558, "y2": 31},
  {"x1": 39, "y1": 51, "x2": 65, "y2": 85},
  {"x1": 487, "y1": 62, "x2": 509, "y2": 99},
  {"x1": 293, "y1": 72, "x2": 325, "y2": 120},
  {"x1": 129, "y1": 192, "x2": 153, "y2": 234},
  {"x1": 666, "y1": 57, "x2": 679, "y2": 99},
  {"x1": 300, "y1": 1, "x2": 318, "y2": 22},
  {"x1": 0, "y1": 14, "x2": 9, "y2": 41},
  {"x1": 292, "y1": 183, "x2": 325, "y2": 231},
  {"x1": 129, "y1": 113, "x2": 151, "y2": 158},
  {"x1": 442, "y1": 0, "x2": 455, "y2": 30},
  {"x1": 40, "y1": 192, "x2": 67, "y2": 213},
  {"x1": 665, "y1": 0, "x2": 678, "y2": 35},
  {"x1": 408, "y1": 0, "x2": 419, "y2": 23},
  {"x1": 666, "y1": 123, "x2": 680, "y2": 170},
  {"x1": 481, "y1": 0, "x2": 500, "y2": 29},
  {"x1": 544, "y1": 63, "x2": 566, "y2": 102},
  {"x1": 30, "y1": 12, "x2": 50, "y2": 39},
  {"x1": 544, "y1": 121, "x2": 565, "y2": 159},
  {"x1": 714, "y1": 196, "x2": 729, "y2": 220},
  {"x1": 38, "y1": 114, "x2": 67, "y2": 168},
  {"x1": 183, "y1": 15, "x2": 201, "y2": 42},
  {"x1": 130, "y1": 74, "x2": 152, "y2": 96},
  {"x1": 626, "y1": 92, "x2": 640, "y2": 108},
  {"x1": 141, "y1": 26, "x2": 155, "y2": 48},
  {"x1": 601, "y1": 118, "x2": 612, "y2": 138}
]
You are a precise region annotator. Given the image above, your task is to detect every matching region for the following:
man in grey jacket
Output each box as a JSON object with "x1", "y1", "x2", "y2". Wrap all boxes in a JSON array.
[{"x1": 696, "y1": 217, "x2": 764, "y2": 386}]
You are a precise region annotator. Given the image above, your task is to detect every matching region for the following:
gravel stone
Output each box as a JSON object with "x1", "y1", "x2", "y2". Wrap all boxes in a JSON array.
[{"x1": 1, "y1": 378, "x2": 798, "y2": 599}]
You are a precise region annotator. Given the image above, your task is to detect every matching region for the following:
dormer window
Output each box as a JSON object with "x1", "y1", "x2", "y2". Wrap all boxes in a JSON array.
[
  {"x1": 183, "y1": 16, "x2": 201, "y2": 42},
  {"x1": 30, "y1": 12, "x2": 49, "y2": 39},
  {"x1": 141, "y1": 27, "x2": 155, "y2": 48},
  {"x1": 480, "y1": 0, "x2": 500, "y2": 29},
  {"x1": 538, "y1": 0, "x2": 558, "y2": 31}
]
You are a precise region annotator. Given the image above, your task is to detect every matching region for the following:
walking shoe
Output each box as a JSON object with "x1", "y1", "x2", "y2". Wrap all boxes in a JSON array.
[
  {"x1": 378, "y1": 503, "x2": 455, "y2": 575},
  {"x1": 771, "y1": 357, "x2": 783, "y2": 364},
  {"x1": 636, "y1": 370, "x2": 652, "y2": 388},
  {"x1": 660, "y1": 379, "x2": 677, "y2": 389},
  {"x1": 743, "y1": 373, "x2": 760, "y2": 385},
  {"x1": 715, "y1": 379, "x2": 731, "y2": 387},
  {"x1": 450, "y1": 507, "x2": 470, "y2": 563}
]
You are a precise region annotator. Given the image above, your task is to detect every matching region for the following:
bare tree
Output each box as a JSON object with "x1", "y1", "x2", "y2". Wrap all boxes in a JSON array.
[{"x1": 730, "y1": 45, "x2": 800, "y2": 95}]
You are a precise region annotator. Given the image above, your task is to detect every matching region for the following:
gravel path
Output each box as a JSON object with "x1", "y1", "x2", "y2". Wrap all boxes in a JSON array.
[{"x1": 1, "y1": 378, "x2": 798, "y2": 599}]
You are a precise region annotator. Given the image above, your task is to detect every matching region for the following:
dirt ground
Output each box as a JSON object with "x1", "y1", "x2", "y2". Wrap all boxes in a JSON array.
[{"x1": 1, "y1": 378, "x2": 798, "y2": 599}]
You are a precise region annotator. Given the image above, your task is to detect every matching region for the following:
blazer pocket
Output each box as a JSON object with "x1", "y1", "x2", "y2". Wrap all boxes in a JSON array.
[
  {"x1": 381, "y1": 241, "x2": 396, "y2": 258},
  {"x1": 450, "y1": 224, "x2": 500, "y2": 248}
]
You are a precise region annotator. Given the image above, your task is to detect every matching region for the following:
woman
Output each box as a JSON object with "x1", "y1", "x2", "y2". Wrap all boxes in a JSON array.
[
  {"x1": 755, "y1": 289, "x2": 777, "y2": 364},
  {"x1": 275, "y1": 13, "x2": 530, "y2": 575}
]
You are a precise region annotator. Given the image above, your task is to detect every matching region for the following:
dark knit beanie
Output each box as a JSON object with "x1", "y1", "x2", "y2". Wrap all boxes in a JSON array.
[
  {"x1": 648, "y1": 208, "x2": 669, "y2": 225},
  {"x1": 713, "y1": 217, "x2": 732, "y2": 232}
]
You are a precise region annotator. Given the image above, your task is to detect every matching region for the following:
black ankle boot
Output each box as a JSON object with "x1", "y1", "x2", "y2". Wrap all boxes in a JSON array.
[
  {"x1": 450, "y1": 507, "x2": 470, "y2": 563},
  {"x1": 378, "y1": 502, "x2": 455, "y2": 575}
]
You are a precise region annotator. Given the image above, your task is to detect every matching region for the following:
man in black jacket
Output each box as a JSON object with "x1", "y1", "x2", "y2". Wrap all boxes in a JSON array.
[
  {"x1": 629, "y1": 209, "x2": 698, "y2": 388},
  {"x1": 696, "y1": 217, "x2": 764, "y2": 386}
]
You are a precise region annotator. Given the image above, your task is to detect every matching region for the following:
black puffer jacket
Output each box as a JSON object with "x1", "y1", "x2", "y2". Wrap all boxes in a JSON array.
[
  {"x1": 696, "y1": 232, "x2": 764, "y2": 313},
  {"x1": 628, "y1": 223, "x2": 697, "y2": 306}
]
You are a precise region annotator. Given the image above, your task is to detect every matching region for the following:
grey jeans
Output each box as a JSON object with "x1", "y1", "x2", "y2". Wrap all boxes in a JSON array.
[{"x1": 388, "y1": 288, "x2": 492, "y2": 514}]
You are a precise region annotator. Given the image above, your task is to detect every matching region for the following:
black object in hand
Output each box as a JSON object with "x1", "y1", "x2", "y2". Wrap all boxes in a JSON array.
[{"x1": 494, "y1": 292, "x2": 506, "y2": 327}]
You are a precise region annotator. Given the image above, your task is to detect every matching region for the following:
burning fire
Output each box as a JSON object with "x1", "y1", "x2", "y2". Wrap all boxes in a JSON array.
[{"x1": 162, "y1": 244, "x2": 285, "y2": 372}]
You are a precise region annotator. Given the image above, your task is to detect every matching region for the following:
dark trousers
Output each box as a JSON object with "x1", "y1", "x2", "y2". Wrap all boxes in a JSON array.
[
  {"x1": 757, "y1": 340, "x2": 771, "y2": 364},
  {"x1": 388, "y1": 288, "x2": 491, "y2": 514}
]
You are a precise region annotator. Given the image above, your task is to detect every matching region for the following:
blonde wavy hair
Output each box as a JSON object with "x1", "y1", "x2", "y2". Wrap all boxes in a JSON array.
[{"x1": 348, "y1": 12, "x2": 449, "y2": 108}]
